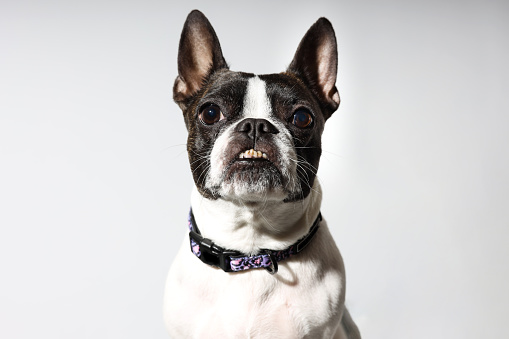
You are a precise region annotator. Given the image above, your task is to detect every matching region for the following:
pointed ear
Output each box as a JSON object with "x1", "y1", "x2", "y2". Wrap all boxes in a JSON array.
[
  {"x1": 173, "y1": 10, "x2": 228, "y2": 107},
  {"x1": 288, "y1": 18, "x2": 340, "y2": 118}
]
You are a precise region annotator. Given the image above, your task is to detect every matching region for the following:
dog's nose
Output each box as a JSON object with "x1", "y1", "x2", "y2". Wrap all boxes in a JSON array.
[{"x1": 234, "y1": 118, "x2": 279, "y2": 140}]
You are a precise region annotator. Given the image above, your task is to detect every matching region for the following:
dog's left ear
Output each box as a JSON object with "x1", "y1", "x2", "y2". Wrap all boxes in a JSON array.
[{"x1": 288, "y1": 18, "x2": 339, "y2": 119}]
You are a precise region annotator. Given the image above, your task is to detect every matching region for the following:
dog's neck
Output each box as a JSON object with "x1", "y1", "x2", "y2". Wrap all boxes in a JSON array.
[{"x1": 190, "y1": 180, "x2": 322, "y2": 255}]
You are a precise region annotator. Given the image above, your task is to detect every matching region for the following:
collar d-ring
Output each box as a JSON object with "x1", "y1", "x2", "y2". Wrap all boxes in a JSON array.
[{"x1": 264, "y1": 250, "x2": 278, "y2": 275}]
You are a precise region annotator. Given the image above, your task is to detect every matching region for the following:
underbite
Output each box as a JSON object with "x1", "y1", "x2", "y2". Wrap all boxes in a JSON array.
[{"x1": 239, "y1": 149, "x2": 268, "y2": 160}]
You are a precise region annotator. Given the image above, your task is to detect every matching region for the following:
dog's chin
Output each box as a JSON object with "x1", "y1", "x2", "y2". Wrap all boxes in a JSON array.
[{"x1": 209, "y1": 160, "x2": 291, "y2": 202}]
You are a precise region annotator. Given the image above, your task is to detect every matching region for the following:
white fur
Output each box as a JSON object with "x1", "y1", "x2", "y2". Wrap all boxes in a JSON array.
[
  {"x1": 164, "y1": 181, "x2": 355, "y2": 338},
  {"x1": 243, "y1": 76, "x2": 272, "y2": 120}
]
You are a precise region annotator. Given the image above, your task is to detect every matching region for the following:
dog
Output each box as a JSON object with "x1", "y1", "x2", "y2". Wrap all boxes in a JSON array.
[{"x1": 163, "y1": 10, "x2": 361, "y2": 339}]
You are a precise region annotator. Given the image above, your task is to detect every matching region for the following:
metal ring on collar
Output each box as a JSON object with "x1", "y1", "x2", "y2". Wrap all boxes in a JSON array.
[{"x1": 264, "y1": 251, "x2": 278, "y2": 275}]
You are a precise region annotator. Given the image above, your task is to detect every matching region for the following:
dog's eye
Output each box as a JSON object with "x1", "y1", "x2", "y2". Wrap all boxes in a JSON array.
[
  {"x1": 199, "y1": 104, "x2": 224, "y2": 125},
  {"x1": 292, "y1": 109, "x2": 313, "y2": 128}
]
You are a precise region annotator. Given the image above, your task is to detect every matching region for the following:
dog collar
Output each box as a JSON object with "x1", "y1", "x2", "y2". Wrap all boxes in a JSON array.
[{"x1": 188, "y1": 209, "x2": 322, "y2": 274}]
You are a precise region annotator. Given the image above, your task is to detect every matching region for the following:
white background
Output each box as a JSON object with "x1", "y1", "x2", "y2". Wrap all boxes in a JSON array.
[{"x1": 1, "y1": 0, "x2": 508, "y2": 338}]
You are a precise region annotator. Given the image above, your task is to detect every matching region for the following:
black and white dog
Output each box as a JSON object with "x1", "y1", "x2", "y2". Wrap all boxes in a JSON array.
[{"x1": 164, "y1": 10, "x2": 360, "y2": 339}]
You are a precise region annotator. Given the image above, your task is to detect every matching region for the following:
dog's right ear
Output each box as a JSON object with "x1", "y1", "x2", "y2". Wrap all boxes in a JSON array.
[{"x1": 174, "y1": 10, "x2": 228, "y2": 109}]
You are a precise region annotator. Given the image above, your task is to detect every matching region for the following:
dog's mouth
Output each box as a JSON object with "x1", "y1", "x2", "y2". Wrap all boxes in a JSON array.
[
  {"x1": 217, "y1": 146, "x2": 283, "y2": 195},
  {"x1": 229, "y1": 147, "x2": 275, "y2": 169},
  {"x1": 204, "y1": 135, "x2": 300, "y2": 200},
  {"x1": 238, "y1": 149, "x2": 269, "y2": 160}
]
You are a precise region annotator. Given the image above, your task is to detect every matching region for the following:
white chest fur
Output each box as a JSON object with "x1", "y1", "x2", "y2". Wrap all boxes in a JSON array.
[{"x1": 163, "y1": 185, "x2": 347, "y2": 338}]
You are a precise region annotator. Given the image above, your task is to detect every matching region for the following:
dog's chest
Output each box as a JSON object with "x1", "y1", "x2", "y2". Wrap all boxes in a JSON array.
[{"x1": 165, "y1": 236, "x2": 343, "y2": 339}]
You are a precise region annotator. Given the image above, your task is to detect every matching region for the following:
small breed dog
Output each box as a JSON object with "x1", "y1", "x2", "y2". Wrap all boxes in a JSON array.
[{"x1": 164, "y1": 10, "x2": 361, "y2": 339}]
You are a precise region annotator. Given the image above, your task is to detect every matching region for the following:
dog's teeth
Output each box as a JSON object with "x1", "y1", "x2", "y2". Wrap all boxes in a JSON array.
[{"x1": 238, "y1": 149, "x2": 268, "y2": 160}]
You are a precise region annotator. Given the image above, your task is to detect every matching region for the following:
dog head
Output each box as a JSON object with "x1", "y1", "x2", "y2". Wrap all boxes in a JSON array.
[{"x1": 174, "y1": 10, "x2": 339, "y2": 203}]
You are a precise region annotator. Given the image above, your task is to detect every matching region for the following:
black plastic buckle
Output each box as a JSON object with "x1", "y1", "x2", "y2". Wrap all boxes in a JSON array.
[{"x1": 189, "y1": 231, "x2": 240, "y2": 272}]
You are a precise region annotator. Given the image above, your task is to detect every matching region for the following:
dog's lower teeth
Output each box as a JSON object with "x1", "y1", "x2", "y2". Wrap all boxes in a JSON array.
[{"x1": 239, "y1": 149, "x2": 268, "y2": 160}]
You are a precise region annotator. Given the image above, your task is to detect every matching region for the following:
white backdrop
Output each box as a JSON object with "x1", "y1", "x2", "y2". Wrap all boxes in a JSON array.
[{"x1": 1, "y1": 0, "x2": 508, "y2": 338}]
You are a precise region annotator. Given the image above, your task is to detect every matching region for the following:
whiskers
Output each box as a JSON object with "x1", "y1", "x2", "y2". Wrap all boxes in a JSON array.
[
  {"x1": 290, "y1": 155, "x2": 321, "y2": 198},
  {"x1": 189, "y1": 149, "x2": 212, "y2": 188},
  {"x1": 160, "y1": 143, "x2": 188, "y2": 159},
  {"x1": 259, "y1": 211, "x2": 281, "y2": 234}
]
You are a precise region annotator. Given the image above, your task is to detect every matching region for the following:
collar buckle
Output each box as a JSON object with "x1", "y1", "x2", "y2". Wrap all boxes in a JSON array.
[{"x1": 189, "y1": 231, "x2": 240, "y2": 272}]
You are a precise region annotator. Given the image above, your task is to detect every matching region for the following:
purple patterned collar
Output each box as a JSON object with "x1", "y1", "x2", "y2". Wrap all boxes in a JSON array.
[{"x1": 188, "y1": 209, "x2": 322, "y2": 274}]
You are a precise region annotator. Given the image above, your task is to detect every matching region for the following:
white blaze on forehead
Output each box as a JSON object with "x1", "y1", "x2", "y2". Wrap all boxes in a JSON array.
[{"x1": 243, "y1": 76, "x2": 272, "y2": 119}]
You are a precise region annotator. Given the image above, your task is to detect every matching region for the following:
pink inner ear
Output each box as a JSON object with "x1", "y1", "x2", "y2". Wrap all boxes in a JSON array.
[
  {"x1": 317, "y1": 42, "x2": 336, "y2": 98},
  {"x1": 189, "y1": 28, "x2": 214, "y2": 82},
  {"x1": 175, "y1": 11, "x2": 227, "y2": 103},
  {"x1": 179, "y1": 30, "x2": 214, "y2": 95}
]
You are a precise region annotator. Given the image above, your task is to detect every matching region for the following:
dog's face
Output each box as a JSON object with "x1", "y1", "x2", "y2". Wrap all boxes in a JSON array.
[{"x1": 174, "y1": 11, "x2": 340, "y2": 203}]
